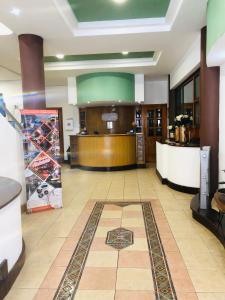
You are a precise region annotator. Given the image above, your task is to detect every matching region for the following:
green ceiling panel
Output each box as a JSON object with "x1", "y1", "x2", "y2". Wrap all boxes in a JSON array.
[
  {"x1": 45, "y1": 51, "x2": 154, "y2": 63},
  {"x1": 68, "y1": 0, "x2": 170, "y2": 22}
]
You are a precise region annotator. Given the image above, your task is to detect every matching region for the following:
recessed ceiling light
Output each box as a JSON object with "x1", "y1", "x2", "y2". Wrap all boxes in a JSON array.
[
  {"x1": 10, "y1": 8, "x2": 21, "y2": 16},
  {"x1": 122, "y1": 51, "x2": 129, "y2": 55},
  {"x1": 113, "y1": 0, "x2": 127, "y2": 4},
  {"x1": 0, "y1": 22, "x2": 13, "y2": 35},
  {"x1": 56, "y1": 54, "x2": 65, "y2": 59}
]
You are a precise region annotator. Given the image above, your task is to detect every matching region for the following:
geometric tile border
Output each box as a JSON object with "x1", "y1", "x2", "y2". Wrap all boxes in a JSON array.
[
  {"x1": 53, "y1": 202, "x2": 104, "y2": 300},
  {"x1": 142, "y1": 202, "x2": 177, "y2": 300},
  {"x1": 53, "y1": 201, "x2": 177, "y2": 300}
]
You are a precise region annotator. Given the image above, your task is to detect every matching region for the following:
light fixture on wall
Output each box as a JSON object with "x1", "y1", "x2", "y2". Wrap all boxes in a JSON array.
[
  {"x1": 122, "y1": 51, "x2": 129, "y2": 55},
  {"x1": 10, "y1": 7, "x2": 21, "y2": 16},
  {"x1": 113, "y1": 0, "x2": 127, "y2": 4},
  {"x1": 56, "y1": 54, "x2": 65, "y2": 59}
]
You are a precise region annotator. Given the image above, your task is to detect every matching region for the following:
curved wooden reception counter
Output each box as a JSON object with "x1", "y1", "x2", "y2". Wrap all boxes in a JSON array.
[{"x1": 70, "y1": 134, "x2": 137, "y2": 171}]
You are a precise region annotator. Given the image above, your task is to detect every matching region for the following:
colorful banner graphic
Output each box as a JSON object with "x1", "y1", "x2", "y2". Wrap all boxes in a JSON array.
[{"x1": 21, "y1": 109, "x2": 63, "y2": 213}]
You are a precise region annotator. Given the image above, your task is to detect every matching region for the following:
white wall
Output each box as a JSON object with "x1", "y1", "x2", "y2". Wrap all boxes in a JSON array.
[
  {"x1": 144, "y1": 79, "x2": 168, "y2": 104},
  {"x1": 0, "y1": 80, "x2": 23, "y2": 122},
  {"x1": 0, "y1": 114, "x2": 26, "y2": 205},
  {"x1": 45, "y1": 86, "x2": 80, "y2": 160},
  {"x1": 170, "y1": 35, "x2": 200, "y2": 89},
  {"x1": 219, "y1": 63, "x2": 225, "y2": 186}
]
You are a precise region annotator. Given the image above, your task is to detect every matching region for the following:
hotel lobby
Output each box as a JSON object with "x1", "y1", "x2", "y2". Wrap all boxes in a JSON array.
[{"x1": 1, "y1": 0, "x2": 225, "y2": 299}]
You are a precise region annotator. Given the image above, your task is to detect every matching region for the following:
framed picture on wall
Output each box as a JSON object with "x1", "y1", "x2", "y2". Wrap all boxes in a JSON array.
[{"x1": 65, "y1": 118, "x2": 74, "y2": 131}]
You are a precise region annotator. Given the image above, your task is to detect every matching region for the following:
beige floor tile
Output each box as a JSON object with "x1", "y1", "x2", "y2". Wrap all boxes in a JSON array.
[
  {"x1": 5, "y1": 288, "x2": 38, "y2": 300},
  {"x1": 122, "y1": 218, "x2": 145, "y2": 227},
  {"x1": 123, "y1": 205, "x2": 142, "y2": 212},
  {"x1": 95, "y1": 226, "x2": 116, "y2": 238},
  {"x1": 116, "y1": 268, "x2": 153, "y2": 290},
  {"x1": 86, "y1": 251, "x2": 118, "y2": 267},
  {"x1": 188, "y1": 268, "x2": 225, "y2": 292},
  {"x1": 101, "y1": 210, "x2": 123, "y2": 219},
  {"x1": 75, "y1": 290, "x2": 115, "y2": 300},
  {"x1": 197, "y1": 292, "x2": 225, "y2": 300},
  {"x1": 13, "y1": 262, "x2": 52, "y2": 289},
  {"x1": 126, "y1": 238, "x2": 148, "y2": 251},
  {"x1": 79, "y1": 267, "x2": 117, "y2": 290}
]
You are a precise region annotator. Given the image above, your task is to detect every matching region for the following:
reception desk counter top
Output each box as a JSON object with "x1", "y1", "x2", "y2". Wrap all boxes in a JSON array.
[
  {"x1": 156, "y1": 142, "x2": 200, "y2": 193},
  {"x1": 0, "y1": 177, "x2": 22, "y2": 209},
  {"x1": 70, "y1": 134, "x2": 137, "y2": 171}
]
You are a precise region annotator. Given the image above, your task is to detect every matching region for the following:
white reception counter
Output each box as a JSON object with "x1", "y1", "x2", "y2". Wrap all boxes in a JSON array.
[
  {"x1": 0, "y1": 177, "x2": 24, "y2": 298},
  {"x1": 156, "y1": 142, "x2": 200, "y2": 193}
]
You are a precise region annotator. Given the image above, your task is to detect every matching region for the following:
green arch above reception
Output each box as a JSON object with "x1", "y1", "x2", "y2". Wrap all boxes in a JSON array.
[{"x1": 76, "y1": 72, "x2": 135, "y2": 105}]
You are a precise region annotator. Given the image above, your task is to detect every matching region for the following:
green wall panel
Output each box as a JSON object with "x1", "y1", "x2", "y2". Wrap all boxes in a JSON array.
[
  {"x1": 207, "y1": 0, "x2": 225, "y2": 53},
  {"x1": 68, "y1": 0, "x2": 170, "y2": 22},
  {"x1": 45, "y1": 51, "x2": 154, "y2": 63},
  {"x1": 77, "y1": 73, "x2": 135, "y2": 104}
]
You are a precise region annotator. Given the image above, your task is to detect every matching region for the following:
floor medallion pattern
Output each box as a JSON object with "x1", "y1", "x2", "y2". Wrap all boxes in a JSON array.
[
  {"x1": 106, "y1": 227, "x2": 134, "y2": 250},
  {"x1": 53, "y1": 201, "x2": 177, "y2": 300}
]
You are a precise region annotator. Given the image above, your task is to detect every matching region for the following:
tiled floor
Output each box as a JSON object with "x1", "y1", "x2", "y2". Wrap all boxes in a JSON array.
[{"x1": 5, "y1": 165, "x2": 225, "y2": 300}]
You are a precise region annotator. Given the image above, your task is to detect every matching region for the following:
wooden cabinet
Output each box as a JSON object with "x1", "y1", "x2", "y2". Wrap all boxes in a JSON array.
[{"x1": 142, "y1": 105, "x2": 167, "y2": 163}]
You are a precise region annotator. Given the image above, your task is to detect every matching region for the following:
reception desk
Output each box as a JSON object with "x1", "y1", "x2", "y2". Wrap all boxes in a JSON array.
[
  {"x1": 0, "y1": 177, "x2": 25, "y2": 299},
  {"x1": 70, "y1": 134, "x2": 137, "y2": 171},
  {"x1": 156, "y1": 142, "x2": 200, "y2": 193}
]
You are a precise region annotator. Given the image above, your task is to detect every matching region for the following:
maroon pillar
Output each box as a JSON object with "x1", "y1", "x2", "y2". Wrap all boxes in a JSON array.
[
  {"x1": 18, "y1": 34, "x2": 46, "y2": 109},
  {"x1": 200, "y1": 27, "x2": 220, "y2": 197}
]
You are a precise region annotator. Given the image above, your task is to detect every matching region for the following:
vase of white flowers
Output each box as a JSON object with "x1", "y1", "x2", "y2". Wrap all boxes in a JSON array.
[{"x1": 174, "y1": 114, "x2": 193, "y2": 144}]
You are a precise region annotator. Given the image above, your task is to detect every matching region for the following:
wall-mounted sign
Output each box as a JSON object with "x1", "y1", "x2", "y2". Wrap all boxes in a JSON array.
[
  {"x1": 65, "y1": 118, "x2": 74, "y2": 131},
  {"x1": 102, "y1": 112, "x2": 118, "y2": 122}
]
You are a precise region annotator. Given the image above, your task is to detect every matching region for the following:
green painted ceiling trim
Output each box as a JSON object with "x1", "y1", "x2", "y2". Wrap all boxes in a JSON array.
[
  {"x1": 77, "y1": 72, "x2": 135, "y2": 104},
  {"x1": 45, "y1": 51, "x2": 154, "y2": 63},
  {"x1": 207, "y1": 0, "x2": 225, "y2": 54},
  {"x1": 68, "y1": 0, "x2": 170, "y2": 22}
]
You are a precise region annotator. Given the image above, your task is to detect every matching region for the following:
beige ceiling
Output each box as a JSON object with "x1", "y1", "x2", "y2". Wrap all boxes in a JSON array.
[{"x1": 0, "y1": 0, "x2": 207, "y2": 86}]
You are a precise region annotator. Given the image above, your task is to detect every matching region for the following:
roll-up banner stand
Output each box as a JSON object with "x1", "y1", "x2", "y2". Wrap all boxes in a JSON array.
[{"x1": 21, "y1": 109, "x2": 63, "y2": 213}]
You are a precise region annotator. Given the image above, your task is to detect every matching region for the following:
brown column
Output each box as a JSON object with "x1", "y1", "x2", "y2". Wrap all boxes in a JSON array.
[
  {"x1": 200, "y1": 27, "x2": 220, "y2": 197},
  {"x1": 18, "y1": 34, "x2": 46, "y2": 109}
]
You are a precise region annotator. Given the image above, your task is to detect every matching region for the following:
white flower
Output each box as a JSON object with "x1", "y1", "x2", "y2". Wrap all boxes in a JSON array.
[
  {"x1": 183, "y1": 115, "x2": 189, "y2": 118},
  {"x1": 176, "y1": 115, "x2": 182, "y2": 121},
  {"x1": 190, "y1": 116, "x2": 193, "y2": 121},
  {"x1": 168, "y1": 125, "x2": 173, "y2": 130}
]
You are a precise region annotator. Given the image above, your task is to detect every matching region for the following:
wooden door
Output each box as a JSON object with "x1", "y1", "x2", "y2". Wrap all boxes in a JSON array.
[{"x1": 143, "y1": 105, "x2": 167, "y2": 163}]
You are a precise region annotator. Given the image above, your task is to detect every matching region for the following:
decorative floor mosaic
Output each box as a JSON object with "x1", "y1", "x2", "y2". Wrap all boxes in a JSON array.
[
  {"x1": 106, "y1": 227, "x2": 134, "y2": 250},
  {"x1": 53, "y1": 201, "x2": 177, "y2": 300}
]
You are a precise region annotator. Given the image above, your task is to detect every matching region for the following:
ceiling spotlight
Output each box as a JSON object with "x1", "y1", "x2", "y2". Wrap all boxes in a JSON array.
[
  {"x1": 122, "y1": 51, "x2": 129, "y2": 55},
  {"x1": 10, "y1": 8, "x2": 21, "y2": 16},
  {"x1": 114, "y1": 0, "x2": 127, "y2": 4},
  {"x1": 56, "y1": 54, "x2": 65, "y2": 59}
]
